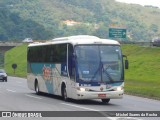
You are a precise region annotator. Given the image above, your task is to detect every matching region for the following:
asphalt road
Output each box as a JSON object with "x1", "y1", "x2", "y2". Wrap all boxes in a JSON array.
[{"x1": 0, "y1": 76, "x2": 159, "y2": 120}]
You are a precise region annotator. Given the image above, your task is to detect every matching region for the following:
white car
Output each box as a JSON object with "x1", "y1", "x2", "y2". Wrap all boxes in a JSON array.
[
  {"x1": 23, "y1": 38, "x2": 33, "y2": 43},
  {"x1": 0, "y1": 69, "x2": 7, "y2": 82}
]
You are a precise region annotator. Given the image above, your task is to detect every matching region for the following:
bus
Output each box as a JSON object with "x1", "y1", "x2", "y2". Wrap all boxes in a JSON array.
[{"x1": 27, "y1": 35, "x2": 128, "y2": 103}]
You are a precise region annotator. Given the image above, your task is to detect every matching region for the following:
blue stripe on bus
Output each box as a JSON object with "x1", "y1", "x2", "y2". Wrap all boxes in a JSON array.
[{"x1": 79, "y1": 81, "x2": 123, "y2": 86}]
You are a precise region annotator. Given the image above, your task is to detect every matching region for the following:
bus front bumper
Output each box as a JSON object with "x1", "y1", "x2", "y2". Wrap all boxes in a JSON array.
[{"x1": 75, "y1": 90, "x2": 124, "y2": 100}]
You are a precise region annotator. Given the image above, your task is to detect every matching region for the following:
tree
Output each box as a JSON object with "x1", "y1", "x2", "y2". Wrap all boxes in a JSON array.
[{"x1": 150, "y1": 24, "x2": 158, "y2": 33}]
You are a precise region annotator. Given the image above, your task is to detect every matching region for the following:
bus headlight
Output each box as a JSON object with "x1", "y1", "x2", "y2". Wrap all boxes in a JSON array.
[
  {"x1": 80, "y1": 88, "x2": 85, "y2": 92},
  {"x1": 117, "y1": 87, "x2": 122, "y2": 91},
  {"x1": 77, "y1": 87, "x2": 89, "y2": 92}
]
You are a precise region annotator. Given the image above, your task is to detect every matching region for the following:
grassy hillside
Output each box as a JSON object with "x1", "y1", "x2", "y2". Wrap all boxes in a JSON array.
[
  {"x1": 4, "y1": 44, "x2": 160, "y2": 99},
  {"x1": 5, "y1": 44, "x2": 27, "y2": 77},
  {"x1": 122, "y1": 45, "x2": 160, "y2": 99}
]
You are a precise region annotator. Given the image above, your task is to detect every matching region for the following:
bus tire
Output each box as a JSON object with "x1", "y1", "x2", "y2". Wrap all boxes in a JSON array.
[
  {"x1": 62, "y1": 86, "x2": 68, "y2": 101},
  {"x1": 101, "y1": 99, "x2": 110, "y2": 103},
  {"x1": 35, "y1": 80, "x2": 40, "y2": 95}
]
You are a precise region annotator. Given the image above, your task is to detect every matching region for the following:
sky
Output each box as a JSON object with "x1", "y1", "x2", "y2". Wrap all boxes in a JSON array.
[{"x1": 116, "y1": 0, "x2": 160, "y2": 8}]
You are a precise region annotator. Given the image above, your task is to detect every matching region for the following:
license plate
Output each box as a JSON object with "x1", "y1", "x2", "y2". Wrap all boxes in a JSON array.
[{"x1": 98, "y1": 94, "x2": 106, "y2": 97}]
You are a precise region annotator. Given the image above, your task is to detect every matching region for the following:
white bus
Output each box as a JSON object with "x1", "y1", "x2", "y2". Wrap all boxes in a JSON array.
[{"x1": 27, "y1": 35, "x2": 128, "y2": 103}]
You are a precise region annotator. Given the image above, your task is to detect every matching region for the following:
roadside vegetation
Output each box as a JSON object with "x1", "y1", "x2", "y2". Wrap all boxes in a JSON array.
[
  {"x1": 0, "y1": 0, "x2": 160, "y2": 41},
  {"x1": 5, "y1": 44, "x2": 27, "y2": 77},
  {"x1": 122, "y1": 45, "x2": 160, "y2": 99},
  {"x1": 4, "y1": 44, "x2": 160, "y2": 99}
]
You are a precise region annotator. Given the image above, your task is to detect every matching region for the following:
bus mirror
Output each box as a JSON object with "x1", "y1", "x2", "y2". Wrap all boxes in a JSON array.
[
  {"x1": 125, "y1": 60, "x2": 129, "y2": 69},
  {"x1": 123, "y1": 55, "x2": 129, "y2": 69}
]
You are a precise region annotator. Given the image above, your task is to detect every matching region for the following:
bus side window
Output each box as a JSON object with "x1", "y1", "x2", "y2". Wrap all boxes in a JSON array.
[{"x1": 49, "y1": 49, "x2": 54, "y2": 62}]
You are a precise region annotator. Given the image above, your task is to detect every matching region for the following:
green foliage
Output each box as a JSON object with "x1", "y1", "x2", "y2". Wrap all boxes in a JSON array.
[
  {"x1": 122, "y1": 45, "x2": 160, "y2": 99},
  {"x1": 0, "y1": 0, "x2": 160, "y2": 41},
  {"x1": 0, "y1": 9, "x2": 53, "y2": 41},
  {"x1": 4, "y1": 44, "x2": 28, "y2": 77}
]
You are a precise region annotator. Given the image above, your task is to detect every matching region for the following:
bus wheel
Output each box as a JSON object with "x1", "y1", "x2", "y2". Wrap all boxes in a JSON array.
[
  {"x1": 101, "y1": 99, "x2": 110, "y2": 103},
  {"x1": 62, "y1": 86, "x2": 68, "y2": 101},
  {"x1": 35, "y1": 81, "x2": 40, "y2": 95}
]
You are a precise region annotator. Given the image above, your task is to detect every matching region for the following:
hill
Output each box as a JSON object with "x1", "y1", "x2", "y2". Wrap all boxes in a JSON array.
[
  {"x1": 0, "y1": 0, "x2": 160, "y2": 41},
  {"x1": 0, "y1": 8, "x2": 53, "y2": 41},
  {"x1": 4, "y1": 43, "x2": 160, "y2": 99}
]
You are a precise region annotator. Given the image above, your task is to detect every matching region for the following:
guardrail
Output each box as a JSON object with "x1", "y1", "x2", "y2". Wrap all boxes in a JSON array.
[{"x1": 120, "y1": 41, "x2": 160, "y2": 47}]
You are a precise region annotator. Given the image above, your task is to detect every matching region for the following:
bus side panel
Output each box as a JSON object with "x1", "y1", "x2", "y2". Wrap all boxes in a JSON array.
[
  {"x1": 52, "y1": 64, "x2": 63, "y2": 96},
  {"x1": 27, "y1": 62, "x2": 70, "y2": 96},
  {"x1": 28, "y1": 63, "x2": 55, "y2": 94},
  {"x1": 27, "y1": 73, "x2": 48, "y2": 93},
  {"x1": 27, "y1": 63, "x2": 35, "y2": 91},
  {"x1": 53, "y1": 64, "x2": 73, "y2": 97},
  {"x1": 27, "y1": 73, "x2": 35, "y2": 91}
]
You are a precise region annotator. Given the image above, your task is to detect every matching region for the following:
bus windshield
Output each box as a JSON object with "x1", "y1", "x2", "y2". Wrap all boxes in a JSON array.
[{"x1": 75, "y1": 45, "x2": 123, "y2": 83}]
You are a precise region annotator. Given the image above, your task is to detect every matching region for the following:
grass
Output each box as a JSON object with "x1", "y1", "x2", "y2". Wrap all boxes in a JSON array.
[
  {"x1": 122, "y1": 44, "x2": 160, "y2": 99},
  {"x1": 4, "y1": 44, "x2": 160, "y2": 99},
  {"x1": 4, "y1": 44, "x2": 28, "y2": 77}
]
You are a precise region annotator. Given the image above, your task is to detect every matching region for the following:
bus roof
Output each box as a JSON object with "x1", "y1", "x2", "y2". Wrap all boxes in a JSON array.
[{"x1": 28, "y1": 35, "x2": 120, "y2": 47}]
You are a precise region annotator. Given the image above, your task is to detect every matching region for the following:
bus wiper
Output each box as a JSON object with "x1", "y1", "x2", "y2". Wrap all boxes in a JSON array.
[
  {"x1": 91, "y1": 61, "x2": 102, "y2": 81},
  {"x1": 91, "y1": 61, "x2": 114, "y2": 83},
  {"x1": 103, "y1": 65, "x2": 114, "y2": 82}
]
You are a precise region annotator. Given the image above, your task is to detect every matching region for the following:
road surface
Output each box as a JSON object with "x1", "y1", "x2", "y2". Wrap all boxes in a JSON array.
[{"x1": 0, "y1": 76, "x2": 159, "y2": 120}]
